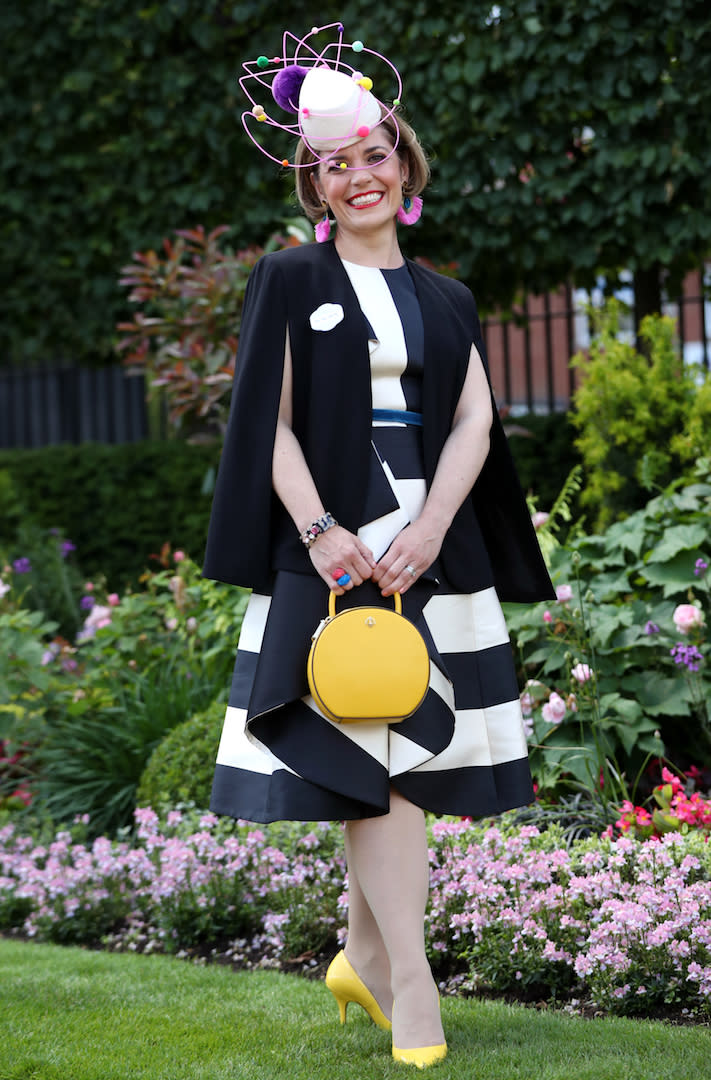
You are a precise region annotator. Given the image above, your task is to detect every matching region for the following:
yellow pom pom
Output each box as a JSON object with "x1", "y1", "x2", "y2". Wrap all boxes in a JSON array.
[
  {"x1": 339, "y1": 162, "x2": 347, "y2": 170},
  {"x1": 358, "y1": 76, "x2": 373, "y2": 92}
]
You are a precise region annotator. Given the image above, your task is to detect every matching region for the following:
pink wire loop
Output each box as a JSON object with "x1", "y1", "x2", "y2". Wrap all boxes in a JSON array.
[{"x1": 238, "y1": 22, "x2": 403, "y2": 170}]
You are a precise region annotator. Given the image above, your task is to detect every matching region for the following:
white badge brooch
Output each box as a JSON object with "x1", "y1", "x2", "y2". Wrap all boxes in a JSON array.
[{"x1": 309, "y1": 303, "x2": 344, "y2": 332}]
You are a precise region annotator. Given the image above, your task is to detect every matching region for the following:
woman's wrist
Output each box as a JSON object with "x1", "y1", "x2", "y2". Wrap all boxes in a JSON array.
[
  {"x1": 414, "y1": 506, "x2": 451, "y2": 545},
  {"x1": 300, "y1": 512, "x2": 338, "y2": 547}
]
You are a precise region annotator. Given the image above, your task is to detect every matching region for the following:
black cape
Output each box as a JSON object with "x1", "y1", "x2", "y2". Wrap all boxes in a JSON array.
[{"x1": 203, "y1": 240, "x2": 554, "y2": 603}]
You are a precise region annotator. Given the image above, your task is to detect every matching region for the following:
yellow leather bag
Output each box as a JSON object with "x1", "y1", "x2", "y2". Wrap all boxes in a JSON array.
[{"x1": 307, "y1": 590, "x2": 430, "y2": 724}]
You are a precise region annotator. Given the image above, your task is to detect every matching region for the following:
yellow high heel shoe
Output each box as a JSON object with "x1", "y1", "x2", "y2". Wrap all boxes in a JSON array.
[
  {"x1": 392, "y1": 1043, "x2": 448, "y2": 1068},
  {"x1": 325, "y1": 950, "x2": 392, "y2": 1030}
]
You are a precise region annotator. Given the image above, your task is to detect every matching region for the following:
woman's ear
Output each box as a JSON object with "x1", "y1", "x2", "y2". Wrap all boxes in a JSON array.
[
  {"x1": 309, "y1": 169, "x2": 324, "y2": 204},
  {"x1": 400, "y1": 160, "x2": 409, "y2": 189}
]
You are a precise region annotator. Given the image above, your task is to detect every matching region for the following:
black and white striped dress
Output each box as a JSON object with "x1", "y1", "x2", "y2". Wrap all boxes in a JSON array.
[{"x1": 210, "y1": 260, "x2": 534, "y2": 823}]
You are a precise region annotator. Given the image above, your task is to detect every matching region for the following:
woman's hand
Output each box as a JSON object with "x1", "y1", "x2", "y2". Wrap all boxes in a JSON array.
[
  {"x1": 371, "y1": 519, "x2": 445, "y2": 597},
  {"x1": 309, "y1": 525, "x2": 377, "y2": 594}
]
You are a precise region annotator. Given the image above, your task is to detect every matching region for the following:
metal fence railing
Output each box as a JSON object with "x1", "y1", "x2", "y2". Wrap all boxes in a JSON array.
[
  {"x1": 482, "y1": 265, "x2": 710, "y2": 415},
  {"x1": 0, "y1": 365, "x2": 148, "y2": 450}
]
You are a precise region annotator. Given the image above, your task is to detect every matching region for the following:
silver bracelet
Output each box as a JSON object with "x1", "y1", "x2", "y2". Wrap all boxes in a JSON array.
[{"x1": 300, "y1": 512, "x2": 338, "y2": 547}]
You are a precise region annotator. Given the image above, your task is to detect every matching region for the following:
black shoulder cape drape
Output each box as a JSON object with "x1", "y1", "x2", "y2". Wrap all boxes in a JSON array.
[{"x1": 203, "y1": 240, "x2": 554, "y2": 603}]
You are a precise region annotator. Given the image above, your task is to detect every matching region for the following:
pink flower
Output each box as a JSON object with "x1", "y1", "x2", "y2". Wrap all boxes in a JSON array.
[
  {"x1": 173, "y1": 550, "x2": 186, "y2": 563},
  {"x1": 541, "y1": 691, "x2": 566, "y2": 725},
  {"x1": 673, "y1": 604, "x2": 704, "y2": 634},
  {"x1": 571, "y1": 662, "x2": 593, "y2": 683},
  {"x1": 82, "y1": 605, "x2": 112, "y2": 633},
  {"x1": 84, "y1": 582, "x2": 94, "y2": 592},
  {"x1": 543, "y1": 610, "x2": 553, "y2": 624},
  {"x1": 556, "y1": 584, "x2": 573, "y2": 603},
  {"x1": 107, "y1": 593, "x2": 120, "y2": 606},
  {"x1": 520, "y1": 680, "x2": 545, "y2": 716},
  {"x1": 531, "y1": 511, "x2": 550, "y2": 530}
]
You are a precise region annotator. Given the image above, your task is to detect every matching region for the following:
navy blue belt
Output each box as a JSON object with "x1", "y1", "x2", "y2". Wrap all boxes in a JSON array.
[{"x1": 371, "y1": 408, "x2": 423, "y2": 427}]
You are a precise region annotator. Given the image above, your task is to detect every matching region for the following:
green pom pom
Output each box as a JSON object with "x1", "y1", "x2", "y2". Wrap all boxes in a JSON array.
[
  {"x1": 393, "y1": 98, "x2": 401, "y2": 107},
  {"x1": 257, "y1": 55, "x2": 269, "y2": 69},
  {"x1": 352, "y1": 40, "x2": 364, "y2": 52}
]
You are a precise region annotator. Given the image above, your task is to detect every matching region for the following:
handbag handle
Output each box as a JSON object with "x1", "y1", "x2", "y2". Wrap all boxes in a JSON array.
[{"x1": 328, "y1": 589, "x2": 402, "y2": 617}]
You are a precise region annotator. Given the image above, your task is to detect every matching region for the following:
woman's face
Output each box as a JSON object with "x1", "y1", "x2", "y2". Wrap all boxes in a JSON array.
[{"x1": 311, "y1": 126, "x2": 407, "y2": 236}]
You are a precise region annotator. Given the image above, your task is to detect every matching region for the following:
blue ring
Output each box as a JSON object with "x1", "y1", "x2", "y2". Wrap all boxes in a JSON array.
[{"x1": 337, "y1": 573, "x2": 351, "y2": 586}]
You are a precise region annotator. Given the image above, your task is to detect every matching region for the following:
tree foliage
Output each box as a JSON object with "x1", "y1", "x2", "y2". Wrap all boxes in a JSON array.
[
  {"x1": 570, "y1": 302, "x2": 711, "y2": 527},
  {"x1": 2, "y1": 0, "x2": 710, "y2": 363}
]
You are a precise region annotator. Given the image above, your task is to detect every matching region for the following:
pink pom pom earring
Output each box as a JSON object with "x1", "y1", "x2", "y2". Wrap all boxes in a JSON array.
[
  {"x1": 315, "y1": 203, "x2": 332, "y2": 243},
  {"x1": 396, "y1": 194, "x2": 422, "y2": 225}
]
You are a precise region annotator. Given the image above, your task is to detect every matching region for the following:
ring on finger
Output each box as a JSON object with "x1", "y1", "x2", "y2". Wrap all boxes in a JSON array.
[
  {"x1": 405, "y1": 564, "x2": 417, "y2": 577},
  {"x1": 336, "y1": 572, "x2": 351, "y2": 587},
  {"x1": 332, "y1": 568, "x2": 346, "y2": 581}
]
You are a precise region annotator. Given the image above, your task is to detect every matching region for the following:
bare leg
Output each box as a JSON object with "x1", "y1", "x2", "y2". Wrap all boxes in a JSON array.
[
  {"x1": 343, "y1": 829, "x2": 393, "y2": 1020},
  {"x1": 344, "y1": 789, "x2": 444, "y2": 1050}
]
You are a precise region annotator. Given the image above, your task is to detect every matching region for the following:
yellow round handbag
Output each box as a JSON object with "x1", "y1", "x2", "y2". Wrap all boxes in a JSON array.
[{"x1": 307, "y1": 590, "x2": 430, "y2": 724}]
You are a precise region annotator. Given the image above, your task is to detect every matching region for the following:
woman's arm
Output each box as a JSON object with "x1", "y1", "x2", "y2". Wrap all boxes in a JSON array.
[
  {"x1": 372, "y1": 342, "x2": 493, "y2": 596},
  {"x1": 272, "y1": 331, "x2": 376, "y2": 592}
]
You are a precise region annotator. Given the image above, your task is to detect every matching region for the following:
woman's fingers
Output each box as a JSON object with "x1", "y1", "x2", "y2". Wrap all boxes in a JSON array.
[
  {"x1": 373, "y1": 524, "x2": 442, "y2": 596},
  {"x1": 308, "y1": 526, "x2": 375, "y2": 591},
  {"x1": 375, "y1": 557, "x2": 420, "y2": 596}
]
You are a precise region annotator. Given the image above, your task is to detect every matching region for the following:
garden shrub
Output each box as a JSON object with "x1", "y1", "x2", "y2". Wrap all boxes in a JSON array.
[
  {"x1": 0, "y1": 441, "x2": 217, "y2": 588},
  {"x1": 570, "y1": 301, "x2": 711, "y2": 528},
  {"x1": 506, "y1": 462, "x2": 711, "y2": 800},
  {"x1": 34, "y1": 660, "x2": 221, "y2": 839},
  {"x1": 0, "y1": 522, "x2": 85, "y2": 638},
  {"x1": 137, "y1": 699, "x2": 225, "y2": 812},
  {"x1": 506, "y1": 412, "x2": 581, "y2": 512},
  {"x1": 1, "y1": 553, "x2": 248, "y2": 837}
]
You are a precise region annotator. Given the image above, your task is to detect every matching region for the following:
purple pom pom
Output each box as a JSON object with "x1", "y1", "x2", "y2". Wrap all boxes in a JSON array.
[{"x1": 272, "y1": 65, "x2": 309, "y2": 114}]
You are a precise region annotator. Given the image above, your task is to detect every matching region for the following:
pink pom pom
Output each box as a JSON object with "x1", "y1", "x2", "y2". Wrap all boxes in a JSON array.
[
  {"x1": 396, "y1": 195, "x2": 423, "y2": 225},
  {"x1": 315, "y1": 215, "x2": 331, "y2": 243}
]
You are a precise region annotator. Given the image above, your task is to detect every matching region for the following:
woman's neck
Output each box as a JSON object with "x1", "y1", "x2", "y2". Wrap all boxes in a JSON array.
[{"x1": 333, "y1": 225, "x2": 403, "y2": 269}]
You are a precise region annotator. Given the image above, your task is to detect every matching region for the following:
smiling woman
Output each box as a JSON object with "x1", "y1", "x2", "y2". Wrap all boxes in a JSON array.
[
  {"x1": 202, "y1": 20, "x2": 553, "y2": 1070},
  {"x1": 295, "y1": 113, "x2": 430, "y2": 258}
]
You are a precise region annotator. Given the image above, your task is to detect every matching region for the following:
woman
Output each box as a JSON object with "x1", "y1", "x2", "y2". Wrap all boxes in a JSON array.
[{"x1": 204, "y1": 24, "x2": 554, "y2": 1068}]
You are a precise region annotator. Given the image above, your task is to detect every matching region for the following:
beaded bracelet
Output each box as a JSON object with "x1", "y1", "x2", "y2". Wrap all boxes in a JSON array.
[{"x1": 300, "y1": 512, "x2": 338, "y2": 547}]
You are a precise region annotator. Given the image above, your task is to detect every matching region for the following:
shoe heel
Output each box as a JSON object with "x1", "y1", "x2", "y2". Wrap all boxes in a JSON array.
[{"x1": 325, "y1": 950, "x2": 391, "y2": 1031}]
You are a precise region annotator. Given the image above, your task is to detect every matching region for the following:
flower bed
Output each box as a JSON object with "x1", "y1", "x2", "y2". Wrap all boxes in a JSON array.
[{"x1": 1, "y1": 811, "x2": 710, "y2": 1018}]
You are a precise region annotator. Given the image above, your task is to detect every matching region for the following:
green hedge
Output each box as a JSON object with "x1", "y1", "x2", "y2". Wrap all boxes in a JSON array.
[
  {"x1": 0, "y1": 441, "x2": 218, "y2": 588},
  {"x1": 0, "y1": 418, "x2": 577, "y2": 587},
  {"x1": 506, "y1": 413, "x2": 580, "y2": 511},
  {"x1": 6, "y1": 1, "x2": 710, "y2": 365}
]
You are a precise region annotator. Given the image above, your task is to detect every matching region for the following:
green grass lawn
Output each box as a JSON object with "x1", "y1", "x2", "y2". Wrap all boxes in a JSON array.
[{"x1": 2, "y1": 938, "x2": 709, "y2": 1080}]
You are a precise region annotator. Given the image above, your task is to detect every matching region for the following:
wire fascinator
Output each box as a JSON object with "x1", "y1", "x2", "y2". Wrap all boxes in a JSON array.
[{"x1": 239, "y1": 22, "x2": 404, "y2": 169}]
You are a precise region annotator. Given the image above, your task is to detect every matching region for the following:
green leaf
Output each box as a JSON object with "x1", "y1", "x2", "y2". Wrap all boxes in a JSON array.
[
  {"x1": 639, "y1": 550, "x2": 703, "y2": 597},
  {"x1": 646, "y1": 523, "x2": 708, "y2": 562},
  {"x1": 591, "y1": 606, "x2": 635, "y2": 648},
  {"x1": 636, "y1": 673, "x2": 693, "y2": 717}
]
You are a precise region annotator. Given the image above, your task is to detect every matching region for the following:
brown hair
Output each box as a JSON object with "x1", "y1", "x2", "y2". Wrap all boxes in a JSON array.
[{"x1": 294, "y1": 112, "x2": 430, "y2": 223}]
